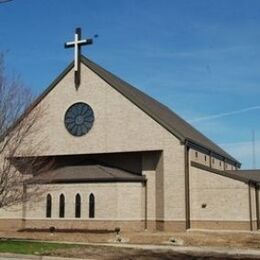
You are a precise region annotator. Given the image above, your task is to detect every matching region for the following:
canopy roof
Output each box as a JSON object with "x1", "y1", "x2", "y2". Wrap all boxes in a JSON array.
[
  {"x1": 27, "y1": 164, "x2": 145, "y2": 184},
  {"x1": 227, "y1": 169, "x2": 260, "y2": 184}
]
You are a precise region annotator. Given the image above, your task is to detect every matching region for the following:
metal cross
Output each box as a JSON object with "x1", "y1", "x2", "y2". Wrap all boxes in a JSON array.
[{"x1": 65, "y1": 27, "x2": 93, "y2": 88}]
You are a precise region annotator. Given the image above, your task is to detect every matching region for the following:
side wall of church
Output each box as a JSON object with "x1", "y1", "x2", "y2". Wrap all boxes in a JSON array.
[{"x1": 189, "y1": 164, "x2": 257, "y2": 230}]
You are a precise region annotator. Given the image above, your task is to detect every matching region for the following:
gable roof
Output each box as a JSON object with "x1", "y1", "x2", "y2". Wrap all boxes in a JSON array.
[
  {"x1": 80, "y1": 56, "x2": 240, "y2": 166},
  {"x1": 12, "y1": 55, "x2": 240, "y2": 166}
]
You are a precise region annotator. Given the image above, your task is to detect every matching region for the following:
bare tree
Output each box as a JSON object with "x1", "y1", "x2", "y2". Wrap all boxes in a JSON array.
[{"x1": 0, "y1": 53, "x2": 52, "y2": 208}]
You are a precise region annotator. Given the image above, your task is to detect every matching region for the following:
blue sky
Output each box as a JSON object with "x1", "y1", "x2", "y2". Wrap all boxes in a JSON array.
[{"x1": 0, "y1": 0, "x2": 260, "y2": 168}]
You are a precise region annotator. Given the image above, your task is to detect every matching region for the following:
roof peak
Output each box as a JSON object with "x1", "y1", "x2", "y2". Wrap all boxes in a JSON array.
[{"x1": 10, "y1": 55, "x2": 241, "y2": 166}]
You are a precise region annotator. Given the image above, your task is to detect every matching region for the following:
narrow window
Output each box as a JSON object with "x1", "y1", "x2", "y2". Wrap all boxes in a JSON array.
[
  {"x1": 89, "y1": 193, "x2": 95, "y2": 218},
  {"x1": 75, "y1": 194, "x2": 81, "y2": 218},
  {"x1": 59, "y1": 194, "x2": 65, "y2": 218},
  {"x1": 46, "y1": 194, "x2": 52, "y2": 218},
  {"x1": 219, "y1": 161, "x2": 222, "y2": 166},
  {"x1": 204, "y1": 155, "x2": 207, "y2": 161},
  {"x1": 195, "y1": 151, "x2": 198, "y2": 158}
]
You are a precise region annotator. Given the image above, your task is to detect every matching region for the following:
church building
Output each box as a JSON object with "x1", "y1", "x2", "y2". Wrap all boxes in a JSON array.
[{"x1": 1, "y1": 29, "x2": 260, "y2": 232}]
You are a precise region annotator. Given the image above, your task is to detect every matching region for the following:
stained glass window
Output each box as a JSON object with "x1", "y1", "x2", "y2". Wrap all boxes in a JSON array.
[{"x1": 64, "y1": 102, "x2": 94, "y2": 136}]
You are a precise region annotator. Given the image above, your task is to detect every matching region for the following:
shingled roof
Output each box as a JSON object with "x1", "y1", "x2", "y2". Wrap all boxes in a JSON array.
[
  {"x1": 14, "y1": 55, "x2": 240, "y2": 166},
  {"x1": 27, "y1": 164, "x2": 145, "y2": 184},
  {"x1": 227, "y1": 169, "x2": 260, "y2": 183},
  {"x1": 80, "y1": 56, "x2": 240, "y2": 165}
]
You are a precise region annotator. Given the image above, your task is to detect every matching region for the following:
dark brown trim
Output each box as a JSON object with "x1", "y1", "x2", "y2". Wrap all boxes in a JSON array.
[
  {"x1": 22, "y1": 184, "x2": 26, "y2": 230},
  {"x1": 209, "y1": 152, "x2": 212, "y2": 168},
  {"x1": 191, "y1": 161, "x2": 252, "y2": 184},
  {"x1": 248, "y1": 184, "x2": 253, "y2": 231},
  {"x1": 255, "y1": 186, "x2": 260, "y2": 229},
  {"x1": 184, "y1": 143, "x2": 190, "y2": 230},
  {"x1": 27, "y1": 178, "x2": 146, "y2": 185},
  {"x1": 144, "y1": 179, "x2": 148, "y2": 230},
  {"x1": 223, "y1": 158, "x2": 226, "y2": 171}
]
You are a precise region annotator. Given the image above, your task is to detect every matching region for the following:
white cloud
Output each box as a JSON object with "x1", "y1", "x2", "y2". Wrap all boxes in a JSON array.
[{"x1": 189, "y1": 106, "x2": 260, "y2": 123}]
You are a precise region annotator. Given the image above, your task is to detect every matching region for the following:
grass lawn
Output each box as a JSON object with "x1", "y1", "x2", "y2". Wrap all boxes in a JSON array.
[{"x1": 0, "y1": 240, "x2": 80, "y2": 255}]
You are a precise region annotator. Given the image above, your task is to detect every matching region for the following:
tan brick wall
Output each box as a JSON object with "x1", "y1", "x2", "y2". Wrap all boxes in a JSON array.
[
  {"x1": 163, "y1": 139, "x2": 185, "y2": 221},
  {"x1": 189, "y1": 165, "x2": 252, "y2": 224},
  {"x1": 191, "y1": 220, "x2": 252, "y2": 231},
  {"x1": 0, "y1": 204, "x2": 23, "y2": 219},
  {"x1": 25, "y1": 183, "x2": 144, "y2": 221},
  {"x1": 159, "y1": 220, "x2": 186, "y2": 232},
  {"x1": 0, "y1": 219, "x2": 24, "y2": 231},
  {"x1": 155, "y1": 152, "x2": 164, "y2": 220},
  {"x1": 189, "y1": 148, "x2": 235, "y2": 171},
  {"x1": 250, "y1": 186, "x2": 257, "y2": 222}
]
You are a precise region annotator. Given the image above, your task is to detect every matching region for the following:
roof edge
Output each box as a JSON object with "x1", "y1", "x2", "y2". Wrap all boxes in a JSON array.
[
  {"x1": 80, "y1": 55, "x2": 240, "y2": 166},
  {"x1": 80, "y1": 56, "x2": 186, "y2": 142},
  {"x1": 26, "y1": 177, "x2": 146, "y2": 185},
  {"x1": 191, "y1": 161, "x2": 252, "y2": 184},
  {"x1": 5, "y1": 55, "x2": 240, "y2": 167}
]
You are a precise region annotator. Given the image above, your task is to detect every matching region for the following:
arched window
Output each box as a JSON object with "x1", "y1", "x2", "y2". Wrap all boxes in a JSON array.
[
  {"x1": 46, "y1": 194, "x2": 52, "y2": 218},
  {"x1": 59, "y1": 194, "x2": 65, "y2": 218},
  {"x1": 89, "y1": 193, "x2": 95, "y2": 218},
  {"x1": 75, "y1": 194, "x2": 81, "y2": 218}
]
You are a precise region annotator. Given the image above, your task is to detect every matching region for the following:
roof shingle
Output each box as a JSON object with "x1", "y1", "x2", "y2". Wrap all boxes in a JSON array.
[{"x1": 27, "y1": 164, "x2": 145, "y2": 184}]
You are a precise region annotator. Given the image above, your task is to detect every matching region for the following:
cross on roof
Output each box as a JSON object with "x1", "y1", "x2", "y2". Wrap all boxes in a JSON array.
[{"x1": 65, "y1": 28, "x2": 93, "y2": 89}]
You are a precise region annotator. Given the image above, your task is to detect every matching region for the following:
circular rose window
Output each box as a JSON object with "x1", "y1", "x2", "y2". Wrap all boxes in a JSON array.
[{"x1": 64, "y1": 102, "x2": 94, "y2": 136}]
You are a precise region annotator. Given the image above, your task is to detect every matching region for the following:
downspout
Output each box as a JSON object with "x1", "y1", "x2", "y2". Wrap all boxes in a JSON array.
[
  {"x1": 256, "y1": 183, "x2": 260, "y2": 230},
  {"x1": 144, "y1": 179, "x2": 148, "y2": 230},
  {"x1": 209, "y1": 152, "x2": 212, "y2": 168},
  {"x1": 22, "y1": 183, "x2": 27, "y2": 230},
  {"x1": 184, "y1": 141, "x2": 190, "y2": 230},
  {"x1": 248, "y1": 182, "x2": 253, "y2": 231}
]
